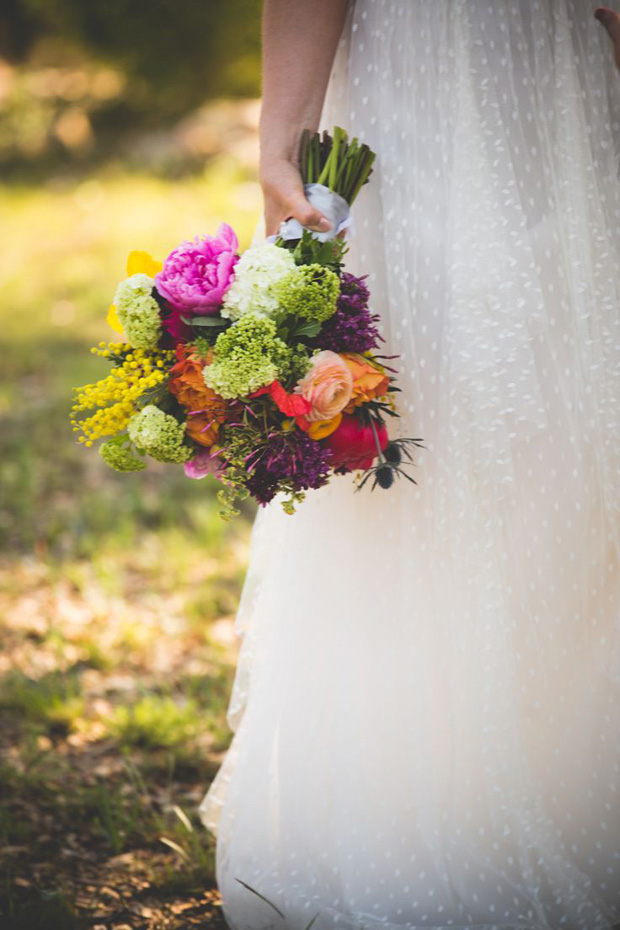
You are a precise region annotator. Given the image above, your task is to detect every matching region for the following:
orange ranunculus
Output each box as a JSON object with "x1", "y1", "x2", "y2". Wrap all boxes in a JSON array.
[
  {"x1": 341, "y1": 352, "x2": 390, "y2": 413},
  {"x1": 295, "y1": 351, "x2": 353, "y2": 422},
  {"x1": 306, "y1": 413, "x2": 343, "y2": 440},
  {"x1": 168, "y1": 345, "x2": 228, "y2": 447}
]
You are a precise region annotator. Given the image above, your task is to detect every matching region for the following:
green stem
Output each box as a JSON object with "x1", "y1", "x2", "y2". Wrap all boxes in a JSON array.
[
  {"x1": 368, "y1": 416, "x2": 385, "y2": 463},
  {"x1": 299, "y1": 127, "x2": 376, "y2": 204}
]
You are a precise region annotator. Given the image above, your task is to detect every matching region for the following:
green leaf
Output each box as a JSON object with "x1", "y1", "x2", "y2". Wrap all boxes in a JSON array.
[
  {"x1": 292, "y1": 320, "x2": 322, "y2": 339},
  {"x1": 180, "y1": 315, "x2": 229, "y2": 328}
]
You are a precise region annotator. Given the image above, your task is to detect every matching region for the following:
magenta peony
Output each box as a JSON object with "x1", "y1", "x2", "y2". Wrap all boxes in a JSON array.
[{"x1": 155, "y1": 224, "x2": 239, "y2": 316}]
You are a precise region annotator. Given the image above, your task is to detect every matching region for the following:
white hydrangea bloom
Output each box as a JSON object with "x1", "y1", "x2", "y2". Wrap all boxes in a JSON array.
[
  {"x1": 114, "y1": 273, "x2": 161, "y2": 349},
  {"x1": 221, "y1": 243, "x2": 296, "y2": 321}
]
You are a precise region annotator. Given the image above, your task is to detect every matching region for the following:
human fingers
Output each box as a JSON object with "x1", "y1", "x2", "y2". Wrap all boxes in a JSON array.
[{"x1": 261, "y1": 160, "x2": 332, "y2": 237}]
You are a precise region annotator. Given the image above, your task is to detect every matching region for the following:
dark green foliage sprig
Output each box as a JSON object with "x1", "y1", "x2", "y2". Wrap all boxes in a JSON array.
[
  {"x1": 179, "y1": 314, "x2": 232, "y2": 348},
  {"x1": 292, "y1": 230, "x2": 348, "y2": 271},
  {"x1": 215, "y1": 404, "x2": 308, "y2": 519},
  {"x1": 215, "y1": 403, "x2": 273, "y2": 519},
  {"x1": 274, "y1": 229, "x2": 348, "y2": 272}
]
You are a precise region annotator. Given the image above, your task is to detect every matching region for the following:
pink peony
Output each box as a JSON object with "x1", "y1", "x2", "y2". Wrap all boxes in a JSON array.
[
  {"x1": 183, "y1": 448, "x2": 225, "y2": 480},
  {"x1": 295, "y1": 350, "x2": 353, "y2": 422},
  {"x1": 155, "y1": 223, "x2": 239, "y2": 316}
]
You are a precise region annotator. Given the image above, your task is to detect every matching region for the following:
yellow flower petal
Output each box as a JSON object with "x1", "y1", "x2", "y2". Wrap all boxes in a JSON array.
[
  {"x1": 106, "y1": 303, "x2": 124, "y2": 334},
  {"x1": 307, "y1": 413, "x2": 342, "y2": 440},
  {"x1": 126, "y1": 250, "x2": 163, "y2": 277}
]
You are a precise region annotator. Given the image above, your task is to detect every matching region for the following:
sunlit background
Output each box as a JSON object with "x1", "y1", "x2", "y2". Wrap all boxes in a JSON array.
[{"x1": 0, "y1": 3, "x2": 262, "y2": 926}]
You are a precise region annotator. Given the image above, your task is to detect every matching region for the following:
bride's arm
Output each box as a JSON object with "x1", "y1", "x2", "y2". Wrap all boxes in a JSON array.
[{"x1": 260, "y1": 0, "x2": 349, "y2": 236}]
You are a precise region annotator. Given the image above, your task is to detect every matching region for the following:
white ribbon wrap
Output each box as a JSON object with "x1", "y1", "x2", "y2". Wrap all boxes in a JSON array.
[{"x1": 278, "y1": 183, "x2": 352, "y2": 243}]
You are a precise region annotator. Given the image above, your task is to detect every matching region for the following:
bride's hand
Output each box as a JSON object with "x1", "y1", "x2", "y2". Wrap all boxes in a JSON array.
[
  {"x1": 260, "y1": 156, "x2": 332, "y2": 238},
  {"x1": 595, "y1": 7, "x2": 620, "y2": 69}
]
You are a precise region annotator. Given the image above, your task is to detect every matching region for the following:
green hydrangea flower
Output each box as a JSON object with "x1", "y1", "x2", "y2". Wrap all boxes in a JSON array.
[
  {"x1": 278, "y1": 343, "x2": 312, "y2": 385},
  {"x1": 127, "y1": 405, "x2": 191, "y2": 463},
  {"x1": 273, "y1": 264, "x2": 340, "y2": 323},
  {"x1": 114, "y1": 273, "x2": 162, "y2": 349},
  {"x1": 204, "y1": 315, "x2": 292, "y2": 399},
  {"x1": 100, "y1": 437, "x2": 146, "y2": 472}
]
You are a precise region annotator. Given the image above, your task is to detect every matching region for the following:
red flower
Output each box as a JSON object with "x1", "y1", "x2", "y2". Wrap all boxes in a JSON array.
[
  {"x1": 322, "y1": 414, "x2": 388, "y2": 472},
  {"x1": 251, "y1": 381, "x2": 312, "y2": 421},
  {"x1": 161, "y1": 305, "x2": 194, "y2": 345}
]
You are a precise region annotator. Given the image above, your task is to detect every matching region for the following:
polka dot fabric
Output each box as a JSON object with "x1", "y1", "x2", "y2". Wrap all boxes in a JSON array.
[{"x1": 200, "y1": 2, "x2": 620, "y2": 928}]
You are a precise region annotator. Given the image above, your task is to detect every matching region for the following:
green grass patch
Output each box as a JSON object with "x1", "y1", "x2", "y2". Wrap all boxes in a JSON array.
[
  {"x1": 1, "y1": 890, "x2": 81, "y2": 930},
  {"x1": 105, "y1": 695, "x2": 203, "y2": 750},
  {"x1": 0, "y1": 670, "x2": 85, "y2": 737}
]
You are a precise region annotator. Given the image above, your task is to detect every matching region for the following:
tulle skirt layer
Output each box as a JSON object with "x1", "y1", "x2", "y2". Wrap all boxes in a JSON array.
[{"x1": 200, "y1": 2, "x2": 620, "y2": 928}]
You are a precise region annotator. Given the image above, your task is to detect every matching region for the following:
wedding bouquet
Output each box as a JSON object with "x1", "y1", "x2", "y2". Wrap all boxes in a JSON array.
[{"x1": 71, "y1": 127, "x2": 424, "y2": 517}]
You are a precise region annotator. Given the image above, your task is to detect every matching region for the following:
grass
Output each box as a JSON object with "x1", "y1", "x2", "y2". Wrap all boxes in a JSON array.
[
  {"x1": 106, "y1": 695, "x2": 204, "y2": 750},
  {"x1": 0, "y1": 669, "x2": 85, "y2": 737},
  {"x1": 0, "y1": 147, "x2": 259, "y2": 927}
]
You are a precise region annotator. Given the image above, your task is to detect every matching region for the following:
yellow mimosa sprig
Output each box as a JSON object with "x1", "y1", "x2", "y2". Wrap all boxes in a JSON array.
[{"x1": 70, "y1": 342, "x2": 175, "y2": 446}]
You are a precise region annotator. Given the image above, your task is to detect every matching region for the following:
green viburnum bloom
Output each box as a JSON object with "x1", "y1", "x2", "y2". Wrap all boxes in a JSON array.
[
  {"x1": 204, "y1": 315, "x2": 292, "y2": 399},
  {"x1": 114, "y1": 273, "x2": 162, "y2": 349},
  {"x1": 127, "y1": 405, "x2": 191, "y2": 463},
  {"x1": 273, "y1": 263, "x2": 340, "y2": 323},
  {"x1": 100, "y1": 437, "x2": 146, "y2": 472},
  {"x1": 279, "y1": 343, "x2": 312, "y2": 385}
]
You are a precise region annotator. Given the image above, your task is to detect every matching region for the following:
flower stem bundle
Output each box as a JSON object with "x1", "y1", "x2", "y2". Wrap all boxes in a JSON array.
[{"x1": 299, "y1": 126, "x2": 376, "y2": 204}]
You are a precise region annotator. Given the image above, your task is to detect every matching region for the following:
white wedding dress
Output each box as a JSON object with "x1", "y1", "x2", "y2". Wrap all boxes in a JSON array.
[{"x1": 199, "y1": 2, "x2": 620, "y2": 928}]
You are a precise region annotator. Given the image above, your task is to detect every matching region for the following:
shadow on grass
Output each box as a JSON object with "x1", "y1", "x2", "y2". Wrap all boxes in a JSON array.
[{"x1": 2, "y1": 890, "x2": 82, "y2": 930}]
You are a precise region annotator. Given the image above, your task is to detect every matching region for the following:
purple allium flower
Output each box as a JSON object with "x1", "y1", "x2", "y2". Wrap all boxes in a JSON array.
[
  {"x1": 311, "y1": 272, "x2": 382, "y2": 354},
  {"x1": 245, "y1": 431, "x2": 333, "y2": 505}
]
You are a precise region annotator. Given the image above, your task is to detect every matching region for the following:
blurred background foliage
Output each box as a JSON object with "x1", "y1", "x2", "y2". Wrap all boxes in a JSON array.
[
  {"x1": 0, "y1": 0, "x2": 261, "y2": 177},
  {"x1": 0, "y1": 3, "x2": 262, "y2": 925}
]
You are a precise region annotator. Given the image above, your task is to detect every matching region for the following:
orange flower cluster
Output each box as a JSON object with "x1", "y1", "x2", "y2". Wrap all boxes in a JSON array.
[
  {"x1": 310, "y1": 352, "x2": 389, "y2": 436},
  {"x1": 168, "y1": 345, "x2": 228, "y2": 447},
  {"x1": 263, "y1": 350, "x2": 390, "y2": 441},
  {"x1": 341, "y1": 352, "x2": 390, "y2": 412}
]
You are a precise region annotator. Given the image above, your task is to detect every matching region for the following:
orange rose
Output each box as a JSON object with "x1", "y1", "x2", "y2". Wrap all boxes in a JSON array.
[
  {"x1": 184, "y1": 412, "x2": 223, "y2": 447},
  {"x1": 168, "y1": 345, "x2": 228, "y2": 447},
  {"x1": 341, "y1": 352, "x2": 390, "y2": 413}
]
